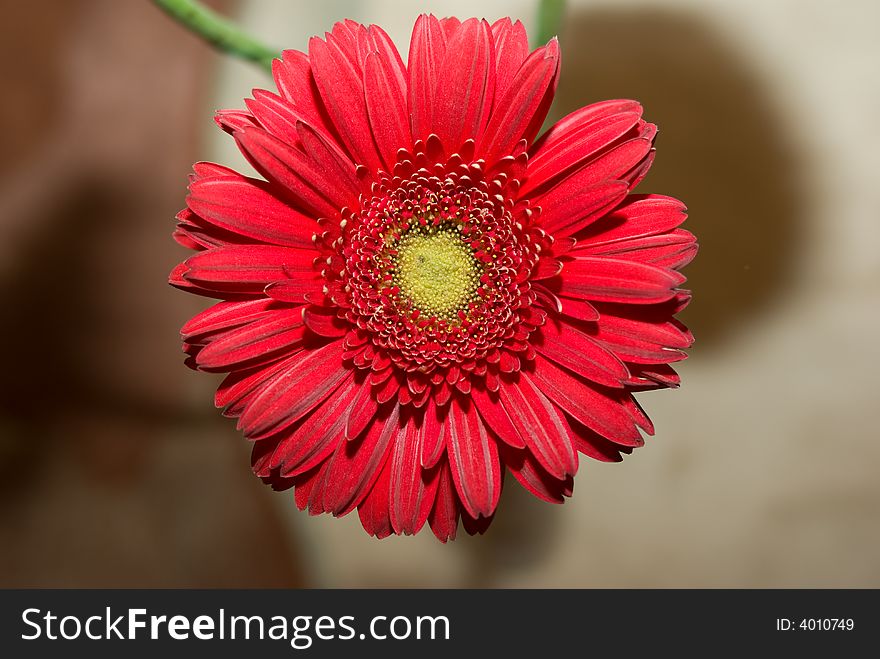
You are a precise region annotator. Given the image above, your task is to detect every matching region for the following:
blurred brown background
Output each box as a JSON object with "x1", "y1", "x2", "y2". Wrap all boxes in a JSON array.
[{"x1": 1, "y1": 0, "x2": 878, "y2": 587}]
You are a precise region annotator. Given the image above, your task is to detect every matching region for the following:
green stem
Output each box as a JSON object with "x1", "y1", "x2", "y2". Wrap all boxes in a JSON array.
[
  {"x1": 534, "y1": 0, "x2": 567, "y2": 46},
  {"x1": 152, "y1": 0, "x2": 279, "y2": 73}
]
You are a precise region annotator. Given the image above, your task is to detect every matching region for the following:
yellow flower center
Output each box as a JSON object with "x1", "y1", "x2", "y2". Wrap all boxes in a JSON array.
[{"x1": 392, "y1": 225, "x2": 480, "y2": 320}]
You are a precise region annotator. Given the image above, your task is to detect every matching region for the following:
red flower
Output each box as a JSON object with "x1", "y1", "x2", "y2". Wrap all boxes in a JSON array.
[{"x1": 171, "y1": 15, "x2": 696, "y2": 541}]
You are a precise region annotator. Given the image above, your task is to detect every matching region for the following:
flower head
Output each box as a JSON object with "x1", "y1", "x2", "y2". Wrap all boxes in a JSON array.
[{"x1": 171, "y1": 15, "x2": 697, "y2": 541}]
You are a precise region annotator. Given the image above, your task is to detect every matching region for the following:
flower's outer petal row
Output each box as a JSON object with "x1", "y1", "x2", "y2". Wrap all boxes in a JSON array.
[
  {"x1": 501, "y1": 444, "x2": 574, "y2": 503},
  {"x1": 194, "y1": 309, "x2": 306, "y2": 372},
  {"x1": 529, "y1": 356, "x2": 644, "y2": 445},
  {"x1": 497, "y1": 374, "x2": 577, "y2": 479},
  {"x1": 533, "y1": 319, "x2": 629, "y2": 388},
  {"x1": 308, "y1": 33, "x2": 385, "y2": 174},
  {"x1": 446, "y1": 397, "x2": 501, "y2": 519},
  {"x1": 432, "y1": 18, "x2": 496, "y2": 155},
  {"x1": 269, "y1": 372, "x2": 359, "y2": 477},
  {"x1": 428, "y1": 463, "x2": 460, "y2": 542},
  {"x1": 408, "y1": 14, "x2": 447, "y2": 145},
  {"x1": 489, "y1": 18, "x2": 530, "y2": 108},
  {"x1": 271, "y1": 49, "x2": 338, "y2": 139},
  {"x1": 478, "y1": 38, "x2": 560, "y2": 165},
  {"x1": 523, "y1": 101, "x2": 645, "y2": 196},
  {"x1": 388, "y1": 413, "x2": 441, "y2": 535},
  {"x1": 179, "y1": 244, "x2": 319, "y2": 295},
  {"x1": 186, "y1": 175, "x2": 320, "y2": 248},
  {"x1": 170, "y1": 15, "x2": 697, "y2": 542},
  {"x1": 529, "y1": 138, "x2": 655, "y2": 237},
  {"x1": 234, "y1": 125, "x2": 358, "y2": 219},
  {"x1": 238, "y1": 339, "x2": 349, "y2": 438},
  {"x1": 364, "y1": 49, "x2": 412, "y2": 172},
  {"x1": 320, "y1": 403, "x2": 400, "y2": 516}
]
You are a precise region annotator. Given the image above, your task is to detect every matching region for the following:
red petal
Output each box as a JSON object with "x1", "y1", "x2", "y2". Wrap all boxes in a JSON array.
[
  {"x1": 532, "y1": 256, "x2": 564, "y2": 280},
  {"x1": 535, "y1": 180, "x2": 628, "y2": 239},
  {"x1": 295, "y1": 121, "x2": 361, "y2": 203},
  {"x1": 292, "y1": 462, "x2": 329, "y2": 510},
  {"x1": 181, "y1": 298, "x2": 275, "y2": 342},
  {"x1": 245, "y1": 90, "x2": 305, "y2": 148},
  {"x1": 490, "y1": 18, "x2": 529, "y2": 107},
  {"x1": 558, "y1": 296, "x2": 600, "y2": 322},
  {"x1": 357, "y1": 456, "x2": 394, "y2": 539},
  {"x1": 215, "y1": 351, "x2": 303, "y2": 416},
  {"x1": 471, "y1": 386, "x2": 525, "y2": 449},
  {"x1": 534, "y1": 319, "x2": 629, "y2": 388},
  {"x1": 479, "y1": 39, "x2": 559, "y2": 164},
  {"x1": 574, "y1": 194, "x2": 688, "y2": 248},
  {"x1": 558, "y1": 256, "x2": 684, "y2": 304},
  {"x1": 592, "y1": 311, "x2": 693, "y2": 364},
  {"x1": 497, "y1": 375, "x2": 577, "y2": 478},
  {"x1": 214, "y1": 109, "x2": 258, "y2": 134},
  {"x1": 407, "y1": 14, "x2": 447, "y2": 144},
  {"x1": 187, "y1": 177, "x2": 319, "y2": 248},
  {"x1": 172, "y1": 227, "x2": 204, "y2": 251},
  {"x1": 367, "y1": 25, "x2": 406, "y2": 92},
  {"x1": 529, "y1": 136, "x2": 653, "y2": 228},
  {"x1": 270, "y1": 372, "x2": 358, "y2": 475},
  {"x1": 345, "y1": 381, "x2": 380, "y2": 440},
  {"x1": 530, "y1": 356, "x2": 643, "y2": 444},
  {"x1": 364, "y1": 48, "x2": 411, "y2": 171},
  {"x1": 235, "y1": 126, "x2": 356, "y2": 218},
  {"x1": 322, "y1": 404, "x2": 400, "y2": 515},
  {"x1": 440, "y1": 17, "x2": 461, "y2": 39},
  {"x1": 503, "y1": 446, "x2": 574, "y2": 503},
  {"x1": 303, "y1": 305, "x2": 348, "y2": 337},
  {"x1": 446, "y1": 397, "x2": 501, "y2": 519},
  {"x1": 420, "y1": 398, "x2": 447, "y2": 468},
  {"x1": 428, "y1": 463, "x2": 459, "y2": 543},
  {"x1": 529, "y1": 99, "x2": 642, "y2": 163},
  {"x1": 182, "y1": 245, "x2": 316, "y2": 293},
  {"x1": 461, "y1": 507, "x2": 496, "y2": 536},
  {"x1": 580, "y1": 230, "x2": 698, "y2": 270},
  {"x1": 523, "y1": 110, "x2": 643, "y2": 196},
  {"x1": 390, "y1": 413, "x2": 441, "y2": 535},
  {"x1": 309, "y1": 34, "x2": 383, "y2": 172},
  {"x1": 195, "y1": 310, "x2": 306, "y2": 372},
  {"x1": 433, "y1": 18, "x2": 495, "y2": 151},
  {"x1": 625, "y1": 363, "x2": 682, "y2": 389},
  {"x1": 272, "y1": 49, "x2": 336, "y2": 137},
  {"x1": 263, "y1": 278, "x2": 323, "y2": 303},
  {"x1": 238, "y1": 340, "x2": 348, "y2": 438},
  {"x1": 567, "y1": 417, "x2": 630, "y2": 462}
]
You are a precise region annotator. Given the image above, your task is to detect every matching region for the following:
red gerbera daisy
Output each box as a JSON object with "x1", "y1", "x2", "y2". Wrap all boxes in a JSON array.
[{"x1": 171, "y1": 15, "x2": 696, "y2": 541}]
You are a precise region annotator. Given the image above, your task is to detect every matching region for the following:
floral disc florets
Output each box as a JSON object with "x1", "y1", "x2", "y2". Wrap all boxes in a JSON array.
[{"x1": 341, "y1": 158, "x2": 538, "y2": 384}]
